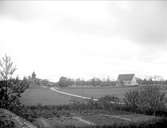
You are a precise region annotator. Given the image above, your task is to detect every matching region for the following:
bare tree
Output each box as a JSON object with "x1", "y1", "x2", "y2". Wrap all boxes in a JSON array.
[
  {"x1": 0, "y1": 55, "x2": 29, "y2": 109},
  {"x1": 124, "y1": 86, "x2": 165, "y2": 114},
  {"x1": 0, "y1": 54, "x2": 16, "y2": 81}
]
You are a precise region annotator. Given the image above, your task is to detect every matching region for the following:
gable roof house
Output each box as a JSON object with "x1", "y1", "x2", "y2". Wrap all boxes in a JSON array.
[{"x1": 117, "y1": 74, "x2": 138, "y2": 86}]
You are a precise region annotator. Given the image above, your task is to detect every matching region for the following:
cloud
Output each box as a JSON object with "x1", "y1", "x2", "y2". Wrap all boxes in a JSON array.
[
  {"x1": 2, "y1": 1, "x2": 167, "y2": 47},
  {"x1": 0, "y1": 1, "x2": 116, "y2": 36},
  {"x1": 110, "y1": 1, "x2": 167, "y2": 46},
  {"x1": 0, "y1": 1, "x2": 46, "y2": 20},
  {"x1": 1, "y1": 1, "x2": 167, "y2": 80}
]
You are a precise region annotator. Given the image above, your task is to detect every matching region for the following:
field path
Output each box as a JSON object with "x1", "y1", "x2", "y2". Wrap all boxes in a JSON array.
[
  {"x1": 72, "y1": 116, "x2": 95, "y2": 125},
  {"x1": 48, "y1": 86, "x2": 98, "y2": 101},
  {"x1": 42, "y1": 86, "x2": 124, "y2": 104},
  {"x1": 103, "y1": 114, "x2": 132, "y2": 122}
]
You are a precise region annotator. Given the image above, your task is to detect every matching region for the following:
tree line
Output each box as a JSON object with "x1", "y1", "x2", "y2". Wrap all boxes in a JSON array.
[
  {"x1": 57, "y1": 76, "x2": 116, "y2": 87},
  {"x1": 57, "y1": 76, "x2": 167, "y2": 88}
]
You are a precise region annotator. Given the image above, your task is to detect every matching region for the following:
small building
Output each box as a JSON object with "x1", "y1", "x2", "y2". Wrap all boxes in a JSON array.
[{"x1": 117, "y1": 74, "x2": 138, "y2": 86}]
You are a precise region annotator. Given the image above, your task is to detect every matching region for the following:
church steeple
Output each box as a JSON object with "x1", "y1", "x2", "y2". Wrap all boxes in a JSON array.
[{"x1": 32, "y1": 71, "x2": 36, "y2": 80}]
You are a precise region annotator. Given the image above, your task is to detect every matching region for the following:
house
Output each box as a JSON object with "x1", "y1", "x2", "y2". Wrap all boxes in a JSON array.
[{"x1": 117, "y1": 74, "x2": 138, "y2": 86}]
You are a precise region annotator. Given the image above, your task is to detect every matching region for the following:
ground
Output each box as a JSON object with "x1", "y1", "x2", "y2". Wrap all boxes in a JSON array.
[
  {"x1": 20, "y1": 86, "x2": 137, "y2": 105},
  {"x1": 0, "y1": 108, "x2": 37, "y2": 128},
  {"x1": 32, "y1": 109, "x2": 160, "y2": 127},
  {"x1": 19, "y1": 85, "x2": 166, "y2": 127},
  {"x1": 20, "y1": 86, "x2": 73, "y2": 105},
  {"x1": 62, "y1": 86, "x2": 138, "y2": 99}
]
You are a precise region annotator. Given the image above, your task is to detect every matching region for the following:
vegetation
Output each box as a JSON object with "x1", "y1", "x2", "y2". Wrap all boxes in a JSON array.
[
  {"x1": 0, "y1": 55, "x2": 30, "y2": 127},
  {"x1": 0, "y1": 119, "x2": 15, "y2": 128},
  {"x1": 19, "y1": 83, "x2": 167, "y2": 128},
  {"x1": 3, "y1": 85, "x2": 167, "y2": 128},
  {"x1": 0, "y1": 55, "x2": 29, "y2": 110},
  {"x1": 46, "y1": 118, "x2": 167, "y2": 128},
  {"x1": 57, "y1": 75, "x2": 167, "y2": 88},
  {"x1": 12, "y1": 101, "x2": 167, "y2": 128},
  {"x1": 123, "y1": 86, "x2": 166, "y2": 114},
  {"x1": 58, "y1": 76, "x2": 116, "y2": 87},
  {"x1": 58, "y1": 76, "x2": 74, "y2": 87}
]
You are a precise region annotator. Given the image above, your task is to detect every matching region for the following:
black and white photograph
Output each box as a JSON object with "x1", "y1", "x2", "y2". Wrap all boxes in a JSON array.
[{"x1": 1, "y1": 1, "x2": 167, "y2": 128}]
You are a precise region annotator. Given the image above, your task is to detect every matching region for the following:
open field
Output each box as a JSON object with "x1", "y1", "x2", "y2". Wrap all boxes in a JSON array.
[
  {"x1": 20, "y1": 86, "x2": 137, "y2": 105},
  {"x1": 20, "y1": 87, "x2": 74, "y2": 105},
  {"x1": 61, "y1": 86, "x2": 138, "y2": 99},
  {"x1": 21, "y1": 85, "x2": 167, "y2": 106}
]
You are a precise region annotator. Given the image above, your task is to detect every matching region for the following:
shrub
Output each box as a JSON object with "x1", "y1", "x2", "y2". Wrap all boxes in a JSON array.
[
  {"x1": 0, "y1": 118, "x2": 15, "y2": 128},
  {"x1": 123, "y1": 89, "x2": 139, "y2": 110},
  {"x1": 99, "y1": 95, "x2": 120, "y2": 103},
  {"x1": 98, "y1": 95, "x2": 120, "y2": 110},
  {"x1": 0, "y1": 55, "x2": 29, "y2": 110},
  {"x1": 123, "y1": 86, "x2": 166, "y2": 114},
  {"x1": 137, "y1": 86, "x2": 165, "y2": 114}
]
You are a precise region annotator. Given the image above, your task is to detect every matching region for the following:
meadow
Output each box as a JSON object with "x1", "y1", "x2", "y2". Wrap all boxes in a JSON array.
[
  {"x1": 20, "y1": 86, "x2": 137, "y2": 106},
  {"x1": 20, "y1": 86, "x2": 72, "y2": 105},
  {"x1": 62, "y1": 86, "x2": 138, "y2": 99}
]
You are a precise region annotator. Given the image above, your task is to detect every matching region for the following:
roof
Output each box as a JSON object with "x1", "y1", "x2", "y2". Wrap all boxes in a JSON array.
[{"x1": 117, "y1": 74, "x2": 135, "y2": 81}]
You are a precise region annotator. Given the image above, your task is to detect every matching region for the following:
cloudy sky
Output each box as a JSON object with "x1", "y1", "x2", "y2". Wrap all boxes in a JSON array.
[{"x1": 0, "y1": 1, "x2": 167, "y2": 81}]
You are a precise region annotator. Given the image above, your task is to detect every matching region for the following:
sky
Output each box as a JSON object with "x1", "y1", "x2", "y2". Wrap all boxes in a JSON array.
[{"x1": 0, "y1": 1, "x2": 167, "y2": 81}]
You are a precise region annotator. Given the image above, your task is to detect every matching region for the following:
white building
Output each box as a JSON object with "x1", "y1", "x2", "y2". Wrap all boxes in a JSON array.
[{"x1": 117, "y1": 74, "x2": 138, "y2": 86}]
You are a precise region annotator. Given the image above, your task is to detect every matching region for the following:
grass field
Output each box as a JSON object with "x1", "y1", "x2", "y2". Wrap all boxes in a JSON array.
[
  {"x1": 20, "y1": 87, "x2": 74, "y2": 105},
  {"x1": 21, "y1": 85, "x2": 167, "y2": 106},
  {"x1": 62, "y1": 86, "x2": 138, "y2": 99},
  {"x1": 20, "y1": 86, "x2": 137, "y2": 106}
]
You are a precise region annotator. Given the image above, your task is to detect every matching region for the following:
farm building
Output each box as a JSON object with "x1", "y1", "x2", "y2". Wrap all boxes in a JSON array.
[{"x1": 117, "y1": 74, "x2": 138, "y2": 86}]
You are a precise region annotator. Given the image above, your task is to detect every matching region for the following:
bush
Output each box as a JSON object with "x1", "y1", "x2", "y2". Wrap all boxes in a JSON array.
[
  {"x1": 124, "y1": 89, "x2": 139, "y2": 110},
  {"x1": 0, "y1": 78, "x2": 29, "y2": 110},
  {"x1": 123, "y1": 86, "x2": 166, "y2": 114},
  {"x1": 0, "y1": 118, "x2": 15, "y2": 128},
  {"x1": 99, "y1": 95, "x2": 120, "y2": 103},
  {"x1": 98, "y1": 95, "x2": 120, "y2": 110}
]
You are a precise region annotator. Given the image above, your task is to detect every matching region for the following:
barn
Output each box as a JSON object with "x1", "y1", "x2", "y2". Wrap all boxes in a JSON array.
[{"x1": 117, "y1": 74, "x2": 138, "y2": 86}]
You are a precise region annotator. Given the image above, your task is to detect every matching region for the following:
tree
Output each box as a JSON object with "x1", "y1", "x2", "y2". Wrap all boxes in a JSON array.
[
  {"x1": 0, "y1": 55, "x2": 16, "y2": 80},
  {"x1": 58, "y1": 76, "x2": 73, "y2": 87},
  {"x1": 124, "y1": 86, "x2": 165, "y2": 114},
  {"x1": 0, "y1": 55, "x2": 16, "y2": 109},
  {"x1": 123, "y1": 89, "x2": 139, "y2": 110},
  {"x1": 0, "y1": 55, "x2": 29, "y2": 109},
  {"x1": 137, "y1": 86, "x2": 165, "y2": 114}
]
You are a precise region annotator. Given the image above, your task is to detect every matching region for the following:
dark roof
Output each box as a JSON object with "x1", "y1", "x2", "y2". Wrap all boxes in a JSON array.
[{"x1": 117, "y1": 74, "x2": 135, "y2": 81}]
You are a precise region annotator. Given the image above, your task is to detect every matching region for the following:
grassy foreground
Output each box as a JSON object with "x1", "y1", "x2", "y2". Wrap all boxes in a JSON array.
[{"x1": 14, "y1": 104, "x2": 166, "y2": 128}]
